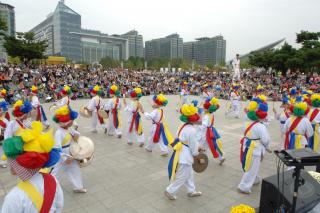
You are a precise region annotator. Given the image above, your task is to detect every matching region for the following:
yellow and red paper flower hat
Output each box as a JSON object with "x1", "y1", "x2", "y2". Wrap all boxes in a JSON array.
[
  {"x1": 181, "y1": 81, "x2": 188, "y2": 86},
  {"x1": 311, "y1": 93, "x2": 320, "y2": 108},
  {"x1": 129, "y1": 87, "x2": 143, "y2": 99},
  {"x1": 31, "y1": 85, "x2": 38, "y2": 94},
  {"x1": 179, "y1": 104, "x2": 200, "y2": 123},
  {"x1": 256, "y1": 84, "x2": 264, "y2": 92},
  {"x1": 289, "y1": 96, "x2": 309, "y2": 117},
  {"x1": 12, "y1": 100, "x2": 32, "y2": 118},
  {"x1": 1, "y1": 121, "x2": 60, "y2": 169},
  {"x1": 203, "y1": 97, "x2": 219, "y2": 113},
  {"x1": 109, "y1": 84, "x2": 120, "y2": 96},
  {"x1": 153, "y1": 94, "x2": 168, "y2": 107},
  {"x1": 247, "y1": 97, "x2": 268, "y2": 121},
  {"x1": 89, "y1": 85, "x2": 102, "y2": 96},
  {"x1": 61, "y1": 85, "x2": 72, "y2": 95},
  {"x1": 230, "y1": 204, "x2": 255, "y2": 213},
  {"x1": 0, "y1": 88, "x2": 7, "y2": 97},
  {"x1": 53, "y1": 105, "x2": 78, "y2": 124}
]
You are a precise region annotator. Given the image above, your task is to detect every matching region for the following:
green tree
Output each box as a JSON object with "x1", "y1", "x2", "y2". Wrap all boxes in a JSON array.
[
  {"x1": 206, "y1": 63, "x2": 214, "y2": 70},
  {"x1": 99, "y1": 56, "x2": 120, "y2": 68},
  {"x1": 295, "y1": 31, "x2": 320, "y2": 73},
  {"x1": 3, "y1": 32, "x2": 48, "y2": 64}
]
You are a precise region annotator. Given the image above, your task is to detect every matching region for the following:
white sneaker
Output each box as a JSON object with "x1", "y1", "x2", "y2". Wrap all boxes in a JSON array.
[
  {"x1": 188, "y1": 191, "x2": 202, "y2": 197},
  {"x1": 164, "y1": 191, "x2": 177, "y2": 200},
  {"x1": 145, "y1": 148, "x2": 152, "y2": 152},
  {"x1": 237, "y1": 187, "x2": 251, "y2": 194},
  {"x1": 0, "y1": 164, "x2": 7, "y2": 168},
  {"x1": 73, "y1": 188, "x2": 87, "y2": 193}
]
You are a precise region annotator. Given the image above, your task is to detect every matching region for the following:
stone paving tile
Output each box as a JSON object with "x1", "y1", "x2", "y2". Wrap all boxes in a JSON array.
[{"x1": 0, "y1": 96, "x2": 288, "y2": 212}]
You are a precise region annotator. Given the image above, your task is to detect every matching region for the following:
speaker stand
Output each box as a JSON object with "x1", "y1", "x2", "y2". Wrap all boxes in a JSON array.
[{"x1": 291, "y1": 165, "x2": 305, "y2": 213}]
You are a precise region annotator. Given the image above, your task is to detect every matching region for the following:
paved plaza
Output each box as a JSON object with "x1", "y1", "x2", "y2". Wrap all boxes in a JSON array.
[{"x1": 0, "y1": 96, "x2": 286, "y2": 212}]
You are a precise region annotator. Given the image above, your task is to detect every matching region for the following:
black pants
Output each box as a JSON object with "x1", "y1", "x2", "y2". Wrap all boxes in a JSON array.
[{"x1": 316, "y1": 164, "x2": 320, "y2": 173}]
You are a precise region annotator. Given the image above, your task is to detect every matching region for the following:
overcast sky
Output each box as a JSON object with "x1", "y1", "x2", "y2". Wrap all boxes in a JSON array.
[{"x1": 3, "y1": 0, "x2": 320, "y2": 60}]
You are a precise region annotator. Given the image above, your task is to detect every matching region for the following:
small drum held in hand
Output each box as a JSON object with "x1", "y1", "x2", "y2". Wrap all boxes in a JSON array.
[
  {"x1": 98, "y1": 109, "x2": 109, "y2": 119},
  {"x1": 70, "y1": 136, "x2": 94, "y2": 167},
  {"x1": 79, "y1": 107, "x2": 92, "y2": 118}
]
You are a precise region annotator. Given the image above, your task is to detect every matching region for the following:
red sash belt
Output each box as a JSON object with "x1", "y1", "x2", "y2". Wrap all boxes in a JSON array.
[
  {"x1": 40, "y1": 173, "x2": 57, "y2": 213},
  {"x1": 36, "y1": 106, "x2": 41, "y2": 121},
  {"x1": 129, "y1": 110, "x2": 138, "y2": 133},
  {"x1": 310, "y1": 109, "x2": 319, "y2": 123},
  {"x1": 153, "y1": 109, "x2": 163, "y2": 143},
  {"x1": 284, "y1": 117, "x2": 303, "y2": 149},
  {"x1": 96, "y1": 99, "x2": 104, "y2": 124},
  {"x1": 112, "y1": 98, "x2": 119, "y2": 128}
]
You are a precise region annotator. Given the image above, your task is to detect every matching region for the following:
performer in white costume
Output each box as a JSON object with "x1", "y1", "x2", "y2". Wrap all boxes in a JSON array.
[
  {"x1": 308, "y1": 93, "x2": 320, "y2": 154},
  {"x1": 165, "y1": 104, "x2": 202, "y2": 200},
  {"x1": 104, "y1": 85, "x2": 122, "y2": 138},
  {"x1": 229, "y1": 83, "x2": 241, "y2": 118},
  {"x1": 4, "y1": 100, "x2": 32, "y2": 139},
  {"x1": 30, "y1": 85, "x2": 50, "y2": 128},
  {"x1": 283, "y1": 96, "x2": 313, "y2": 151},
  {"x1": 198, "y1": 97, "x2": 225, "y2": 165},
  {"x1": 180, "y1": 82, "x2": 189, "y2": 106},
  {"x1": 145, "y1": 94, "x2": 173, "y2": 156},
  {"x1": 273, "y1": 96, "x2": 291, "y2": 144},
  {"x1": 1, "y1": 121, "x2": 63, "y2": 213},
  {"x1": 232, "y1": 54, "x2": 241, "y2": 81},
  {"x1": 123, "y1": 87, "x2": 145, "y2": 146},
  {"x1": 0, "y1": 88, "x2": 11, "y2": 121},
  {"x1": 86, "y1": 85, "x2": 107, "y2": 133},
  {"x1": 238, "y1": 99, "x2": 271, "y2": 194},
  {"x1": 51, "y1": 105, "x2": 87, "y2": 193},
  {"x1": 0, "y1": 100, "x2": 9, "y2": 168},
  {"x1": 54, "y1": 85, "x2": 78, "y2": 130}
]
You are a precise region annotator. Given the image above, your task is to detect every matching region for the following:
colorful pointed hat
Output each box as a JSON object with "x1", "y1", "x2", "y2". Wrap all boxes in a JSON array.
[
  {"x1": 0, "y1": 89, "x2": 7, "y2": 97},
  {"x1": 61, "y1": 85, "x2": 72, "y2": 95},
  {"x1": 90, "y1": 85, "x2": 102, "y2": 96},
  {"x1": 129, "y1": 87, "x2": 143, "y2": 99},
  {"x1": 232, "y1": 83, "x2": 240, "y2": 90},
  {"x1": 12, "y1": 100, "x2": 32, "y2": 118},
  {"x1": 290, "y1": 96, "x2": 309, "y2": 117},
  {"x1": 256, "y1": 84, "x2": 264, "y2": 92},
  {"x1": 0, "y1": 100, "x2": 8, "y2": 113},
  {"x1": 203, "y1": 97, "x2": 220, "y2": 113},
  {"x1": 31, "y1": 85, "x2": 38, "y2": 94},
  {"x1": 246, "y1": 98, "x2": 268, "y2": 121},
  {"x1": 153, "y1": 94, "x2": 168, "y2": 107},
  {"x1": 311, "y1": 93, "x2": 320, "y2": 108},
  {"x1": 109, "y1": 84, "x2": 120, "y2": 96},
  {"x1": 179, "y1": 104, "x2": 200, "y2": 123},
  {"x1": 1, "y1": 121, "x2": 60, "y2": 180},
  {"x1": 53, "y1": 105, "x2": 78, "y2": 124}
]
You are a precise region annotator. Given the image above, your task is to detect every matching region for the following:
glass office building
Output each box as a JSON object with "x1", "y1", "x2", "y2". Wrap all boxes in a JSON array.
[
  {"x1": 183, "y1": 36, "x2": 226, "y2": 66},
  {"x1": 145, "y1": 33, "x2": 183, "y2": 62},
  {"x1": 121, "y1": 30, "x2": 143, "y2": 58},
  {"x1": 0, "y1": 2, "x2": 15, "y2": 61},
  {"x1": 31, "y1": 0, "x2": 82, "y2": 62},
  {"x1": 30, "y1": 0, "x2": 128, "y2": 63}
]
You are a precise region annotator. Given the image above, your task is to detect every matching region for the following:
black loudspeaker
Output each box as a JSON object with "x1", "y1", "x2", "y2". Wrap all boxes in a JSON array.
[{"x1": 259, "y1": 170, "x2": 320, "y2": 213}]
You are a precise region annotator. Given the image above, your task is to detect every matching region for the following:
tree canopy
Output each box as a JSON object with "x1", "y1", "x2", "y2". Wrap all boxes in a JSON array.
[
  {"x1": 248, "y1": 31, "x2": 320, "y2": 75},
  {"x1": 3, "y1": 32, "x2": 48, "y2": 64}
]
